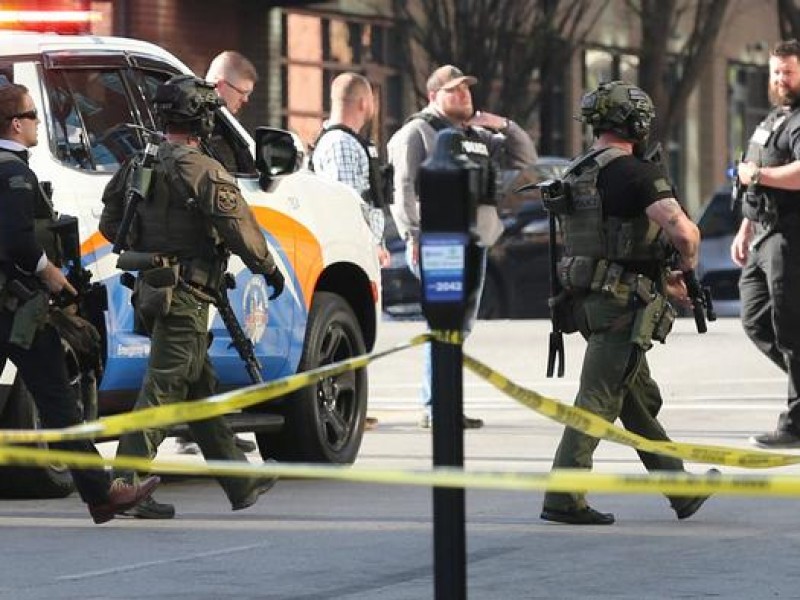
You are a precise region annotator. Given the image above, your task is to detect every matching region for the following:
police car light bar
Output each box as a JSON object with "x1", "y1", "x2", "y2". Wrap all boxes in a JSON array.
[{"x1": 0, "y1": 10, "x2": 100, "y2": 24}]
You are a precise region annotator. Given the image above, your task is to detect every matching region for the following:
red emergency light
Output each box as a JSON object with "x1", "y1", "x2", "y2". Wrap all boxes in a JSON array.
[{"x1": 0, "y1": 9, "x2": 100, "y2": 34}]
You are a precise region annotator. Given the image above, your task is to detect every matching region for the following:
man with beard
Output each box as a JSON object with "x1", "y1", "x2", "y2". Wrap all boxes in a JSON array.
[
  {"x1": 387, "y1": 65, "x2": 536, "y2": 429},
  {"x1": 733, "y1": 39, "x2": 800, "y2": 448}
]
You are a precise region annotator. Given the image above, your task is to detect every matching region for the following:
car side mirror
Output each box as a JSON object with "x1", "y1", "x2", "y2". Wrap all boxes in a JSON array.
[{"x1": 255, "y1": 127, "x2": 305, "y2": 188}]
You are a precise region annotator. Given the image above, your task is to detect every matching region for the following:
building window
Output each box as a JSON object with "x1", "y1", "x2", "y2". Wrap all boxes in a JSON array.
[{"x1": 281, "y1": 11, "x2": 401, "y2": 152}]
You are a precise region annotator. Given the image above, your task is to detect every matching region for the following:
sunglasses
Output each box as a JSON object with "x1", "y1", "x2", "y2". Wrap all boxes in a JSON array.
[
  {"x1": 9, "y1": 109, "x2": 37, "y2": 121},
  {"x1": 223, "y1": 79, "x2": 252, "y2": 99}
]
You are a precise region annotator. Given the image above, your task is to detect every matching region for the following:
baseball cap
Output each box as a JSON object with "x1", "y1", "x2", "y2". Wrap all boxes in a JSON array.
[{"x1": 426, "y1": 65, "x2": 478, "y2": 93}]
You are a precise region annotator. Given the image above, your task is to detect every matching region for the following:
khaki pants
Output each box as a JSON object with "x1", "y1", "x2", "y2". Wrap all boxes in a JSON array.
[{"x1": 543, "y1": 291, "x2": 687, "y2": 512}]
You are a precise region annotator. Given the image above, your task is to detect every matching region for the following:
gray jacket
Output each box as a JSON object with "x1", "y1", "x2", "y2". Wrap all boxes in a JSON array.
[{"x1": 386, "y1": 105, "x2": 537, "y2": 242}]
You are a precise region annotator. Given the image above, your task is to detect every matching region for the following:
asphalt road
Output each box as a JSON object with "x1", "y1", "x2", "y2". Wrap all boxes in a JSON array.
[{"x1": 1, "y1": 317, "x2": 797, "y2": 600}]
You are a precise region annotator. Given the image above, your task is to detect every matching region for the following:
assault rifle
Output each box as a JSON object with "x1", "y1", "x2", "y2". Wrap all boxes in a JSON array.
[
  {"x1": 178, "y1": 269, "x2": 264, "y2": 385},
  {"x1": 112, "y1": 130, "x2": 162, "y2": 254},
  {"x1": 216, "y1": 272, "x2": 264, "y2": 384},
  {"x1": 643, "y1": 143, "x2": 716, "y2": 333},
  {"x1": 50, "y1": 214, "x2": 108, "y2": 316},
  {"x1": 682, "y1": 267, "x2": 716, "y2": 334}
]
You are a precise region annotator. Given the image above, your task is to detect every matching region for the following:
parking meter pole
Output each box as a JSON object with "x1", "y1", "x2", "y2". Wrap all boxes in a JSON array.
[
  {"x1": 432, "y1": 338, "x2": 465, "y2": 600},
  {"x1": 419, "y1": 128, "x2": 485, "y2": 600}
]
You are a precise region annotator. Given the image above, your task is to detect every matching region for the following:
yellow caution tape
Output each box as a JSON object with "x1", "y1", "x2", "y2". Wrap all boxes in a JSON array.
[
  {"x1": 0, "y1": 334, "x2": 430, "y2": 445},
  {"x1": 2, "y1": 330, "x2": 800, "y2": 498},
  {"x1": 462, "y1": 352, "x2": 800, "y2": 469},
  {"x1": 2, "y1": 445, "x2": 800, "y2": 497}
]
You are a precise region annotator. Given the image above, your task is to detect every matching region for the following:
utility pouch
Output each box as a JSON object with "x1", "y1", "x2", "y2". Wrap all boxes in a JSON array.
[
  {"x1": 630, "y1": 294, "x2": 675, "y2": 349},
  {"x1": 141, "y1": 264, "x2": 179, "y2": 289},
  {"x1": 9, "y1": 289, "x2": 48, "y2": 349},
  {"x1": 741, "y1": 190, "x2": 764, "y2": 221},
  {"x1": 133, "y1": 267, "x2": 178, "y2": 322},
  {"x1": 558, "y1": 257, "x2": 605, "y2": 291}
]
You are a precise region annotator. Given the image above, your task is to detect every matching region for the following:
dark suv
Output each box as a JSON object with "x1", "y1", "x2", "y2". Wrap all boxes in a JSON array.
[{"x1": 695, "y1": 187, "x2": 742, "y2": 317}]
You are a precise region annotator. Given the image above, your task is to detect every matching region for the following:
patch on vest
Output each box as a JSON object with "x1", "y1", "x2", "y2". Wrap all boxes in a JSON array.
[
  {"x1": 653, "y1": 177, "x2": 672, "y2": 194},
  {"x1": 8, "y1": 175, "x2": 32, "y2": 190},
  {"x1": 216, "y1": 186, "x2": 239, "y2": 213}
]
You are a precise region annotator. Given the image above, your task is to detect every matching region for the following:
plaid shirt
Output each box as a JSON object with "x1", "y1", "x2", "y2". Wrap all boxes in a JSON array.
[{"x1": 311, "y1": 127, "x2": 370, "y2": 195}]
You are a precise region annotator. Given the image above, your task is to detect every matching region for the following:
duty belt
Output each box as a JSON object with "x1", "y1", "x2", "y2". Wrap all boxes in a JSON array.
[{"x1": 558, "y1": 257, "x2": 657, "y2": 304}]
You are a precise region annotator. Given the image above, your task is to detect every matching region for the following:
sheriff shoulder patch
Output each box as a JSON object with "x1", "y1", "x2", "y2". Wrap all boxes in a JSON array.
[{"x1": 216, "y1": 185, "x2": 239, "y2": 213}]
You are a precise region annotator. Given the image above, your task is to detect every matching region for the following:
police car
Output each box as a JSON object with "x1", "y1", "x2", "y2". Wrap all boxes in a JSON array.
[{"x1": 0, "y1": 32, "x2": 381, "y2": 498}]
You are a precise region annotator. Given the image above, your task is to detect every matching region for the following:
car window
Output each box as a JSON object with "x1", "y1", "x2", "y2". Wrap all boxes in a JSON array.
[
  {"x1": 128, "y1": 67, "x2": 173, "y2": 132},
  {"x1": 45, "y1": 68, "x2": 141, "y2": 171},
  {"x1": 698, "y1": 191, "x2": 741, "y2": 238}
]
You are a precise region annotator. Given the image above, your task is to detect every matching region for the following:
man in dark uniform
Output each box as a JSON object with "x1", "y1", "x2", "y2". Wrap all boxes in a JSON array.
[
  {"x1": 733, "y1": 40, "x2": 800, "y2": 449},
  {"x1": 539, "y1": 81, "x2": 716, "y2": 525},
  {"x1": 100, "y1": 75, "x2": 285, "y2": 519},
  {"x1": 0, "y1": 82, "x2": 159, "y2": 524}
]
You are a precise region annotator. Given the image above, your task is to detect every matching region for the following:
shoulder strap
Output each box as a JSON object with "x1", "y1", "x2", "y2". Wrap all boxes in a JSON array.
[{"x1": 405, "y1": 110, "x2": 451, "y2": 132}]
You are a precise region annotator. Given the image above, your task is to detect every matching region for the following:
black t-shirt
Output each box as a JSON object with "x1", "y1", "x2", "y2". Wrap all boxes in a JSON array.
[
  {"x1": 597, "y1": 154, "x2": 673, "y2": 218},
  {"x1": 595, "y1": 153, "x2": 674, "y2": 280}
]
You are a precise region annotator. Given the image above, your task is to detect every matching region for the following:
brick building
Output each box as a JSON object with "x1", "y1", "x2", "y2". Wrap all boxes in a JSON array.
[{"x1": 84, "y1": 0, "x2": 783, "y2": 213}]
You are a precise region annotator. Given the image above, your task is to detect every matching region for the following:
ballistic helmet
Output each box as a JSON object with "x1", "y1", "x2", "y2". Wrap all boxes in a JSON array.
[
  {"x1": 577, "y1": 80, "x2": 655, "y2": 141},
  {"x1": 153, "y1": 75, "x2": 223, "y2": 137}
]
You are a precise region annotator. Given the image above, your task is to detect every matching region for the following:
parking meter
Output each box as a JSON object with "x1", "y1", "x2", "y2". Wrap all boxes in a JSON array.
[
  {"x1": 419, "y1": 127, "x2": 492, "y2": 600},
  {"x1": 419, "y1": 128, "x2": 485, "y2": 333}
]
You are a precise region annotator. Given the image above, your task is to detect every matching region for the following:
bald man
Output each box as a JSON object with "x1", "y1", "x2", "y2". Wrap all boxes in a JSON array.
[{"x1": 311, "y1": 72, "x2": 390, "y2": 430}]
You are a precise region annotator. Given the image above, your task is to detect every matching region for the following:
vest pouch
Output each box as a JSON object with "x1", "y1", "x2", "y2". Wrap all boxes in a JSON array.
[
  {"x1": 652, "y1": 300, "x2": 677, "y2": 343},
  {"x1": 741, "y1": 189, "x2": 764, "y2": 221},
  {"x1": 133, "y1": 265, "x2": 178, "y2": 322},
  {"x1": 558, "y1": 257, "x2": 606, "y2": 291},
  {"x1": 9, "y1": 289, "x2": 49, "y2": 350},
  {"x1": 630, "y1": 294, "x2": 675, "y2": 350}
]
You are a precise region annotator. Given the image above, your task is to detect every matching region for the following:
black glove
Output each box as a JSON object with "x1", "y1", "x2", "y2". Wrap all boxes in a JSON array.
[{"x1": 264, "y1": 267, "x2": 285, "y2": 300}]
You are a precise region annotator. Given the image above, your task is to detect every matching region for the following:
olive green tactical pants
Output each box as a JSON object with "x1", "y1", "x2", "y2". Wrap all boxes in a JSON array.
[
  {"x1": 115, "y1": 288, "x2": 256, "y2": 505},
  {"x1": 543, "y1": 291, "x2": 689, "y2": 513}
]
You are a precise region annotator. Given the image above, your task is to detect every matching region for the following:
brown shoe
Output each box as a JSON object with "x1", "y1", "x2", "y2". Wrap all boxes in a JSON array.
[
  {"x1": 88, "y1": 476, "x2": 161, "y2": 524},
  {"x1": 365, "y1": 416, "x2": 379, "y2": 431}
]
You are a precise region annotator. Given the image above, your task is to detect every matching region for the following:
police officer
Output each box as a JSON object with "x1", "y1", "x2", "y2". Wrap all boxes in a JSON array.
[
  {"x1": 310, "y1": 71, "x2": 387, "y2": 430},
  {"x1": 732, "y1": 40, "x2": 800, "y2": 449},
  {"x1": 539, "y1": 81, "x2": 715, "y2": 525},
  {"x1": 0, "y1": 82, "x2": 159, "y2": 524},
  {"x1": 100, "y1": 75, "x2": 285, "y2": 519},
  {"x1": 387, "y1": 64, "x2": 536, "y2": 429}
]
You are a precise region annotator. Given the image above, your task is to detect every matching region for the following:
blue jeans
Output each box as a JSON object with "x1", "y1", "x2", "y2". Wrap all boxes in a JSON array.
[{"x1": 406, "y1": 241, "x2": 487, "y2": 414}]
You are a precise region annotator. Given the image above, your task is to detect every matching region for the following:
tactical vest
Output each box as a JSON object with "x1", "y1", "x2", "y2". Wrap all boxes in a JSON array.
[
  {"x1": 560, "y1": 147, "x2": 664, "y2": 262},
  {"x1": 408, "y1": 111, "x2": 496, "y2": 204},
  {"x1": 310, "y1": 124, "x2": 390, "y2": 208},
  {"x1": 0, "y1": 151, "x2": 62, "y2": 265},
  {"x1": 743, "y1": 105, "x2": 800, "y2": 222},
  {"x1": 129, "y1": 143, "x2": 219, "y2": 267}
]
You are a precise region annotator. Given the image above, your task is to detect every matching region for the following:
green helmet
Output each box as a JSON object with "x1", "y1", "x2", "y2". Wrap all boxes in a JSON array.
[
  {"x1": 153, "y1": 75, "x2": 223, "y2": 137},
  {"x1": 578, "y1": 80, "x2": 655, "y2": 141}
]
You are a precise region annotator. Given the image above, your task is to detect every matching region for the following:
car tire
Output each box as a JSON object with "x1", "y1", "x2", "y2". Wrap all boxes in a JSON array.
[
  {"x1": 257, "y1": 292, "x2": 367, "y2": 464},
  {"x1": 0, "y1": 376, "x2": 76, "y2": 499},
  {"x1": 478, "y1": 270, "x2": 507, "y2": 319}
]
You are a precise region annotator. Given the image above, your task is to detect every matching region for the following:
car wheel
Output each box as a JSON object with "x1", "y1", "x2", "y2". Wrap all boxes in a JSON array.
[
  {"x1": 257, "y1": 292, "x2": 367, "y2": 464},
  {"x1": 0, "y1": 376, "x2": 76, "y2": 499},
  {"x1": 478, "y1": 271, "x2": 507, "y2": 319}
]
